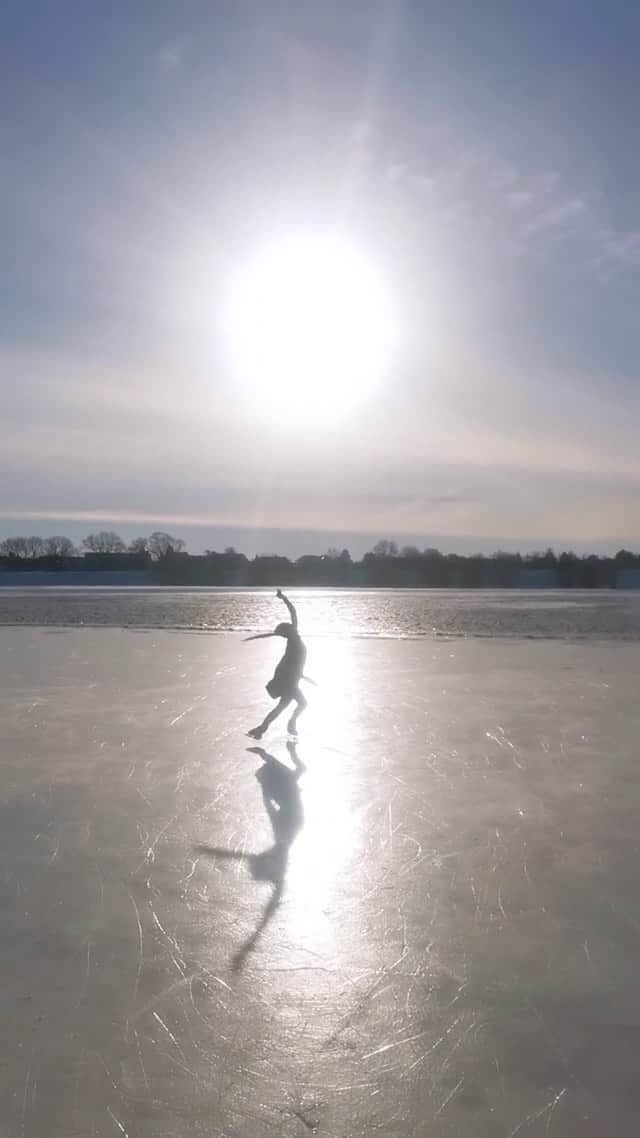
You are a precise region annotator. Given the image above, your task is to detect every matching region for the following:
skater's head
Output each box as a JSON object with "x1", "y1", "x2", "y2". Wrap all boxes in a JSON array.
[{"x1": 274, "y1": 621, "x2": 293, "y2": 639}]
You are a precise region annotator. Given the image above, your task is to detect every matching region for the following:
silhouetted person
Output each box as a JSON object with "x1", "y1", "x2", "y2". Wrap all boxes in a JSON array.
[
  {"x1": 197, "y1": 742, "x2": 305, "y2": 970},
  {"x1": 245, "y1": 589, "x2": 308, "y2": 739}
]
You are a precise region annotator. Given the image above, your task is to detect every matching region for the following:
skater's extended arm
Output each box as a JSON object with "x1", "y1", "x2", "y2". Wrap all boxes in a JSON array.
[{"x1": 276, "y1": 589, "x2": 297, "y2": 629}]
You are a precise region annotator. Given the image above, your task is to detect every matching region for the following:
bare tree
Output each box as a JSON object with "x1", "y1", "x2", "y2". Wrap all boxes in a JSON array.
[
  {"x1": 372, "y1": 539, "x2": 398, "y2": 558},
  {"x1": 0, "y1": 541, "x2": 25, "y2": 559},
  {"x1": 24, "y1": 536, "x2": 45, "y2": 558},
  {"x1": 0, "y1": 537, "x2": 29, "y2": 558},
  {"x1": 43, "y1": 536, "x2": 76, "y2": 557},
  {"x1": 147, "y1": 531, "x2": 185, "y2": 559},
  {"x1": 128, "y1": 537, "x2": 149, "y2": 555},
  {"x1": 83, "y1": 531, "x2": 126, "y2": 554}
]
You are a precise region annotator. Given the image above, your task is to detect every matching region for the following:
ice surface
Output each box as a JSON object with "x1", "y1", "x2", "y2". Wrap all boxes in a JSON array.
[
  {"x1": 2, "y1": 585, "x2": 640, "y2": 640},
  {"x1": 1, "y1": 628, "x2": 639, "y2": 1136}
]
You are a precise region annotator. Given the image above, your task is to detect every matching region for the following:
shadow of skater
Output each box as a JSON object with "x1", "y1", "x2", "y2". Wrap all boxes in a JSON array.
[{"x1": 197, "y1": 741, "x2": 305, "y2": 971}]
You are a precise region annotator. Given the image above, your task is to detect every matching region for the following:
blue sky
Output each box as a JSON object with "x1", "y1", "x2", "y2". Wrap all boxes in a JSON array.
[{"x1": 2, "y1": 1, "x2": 639, "y2": 555}]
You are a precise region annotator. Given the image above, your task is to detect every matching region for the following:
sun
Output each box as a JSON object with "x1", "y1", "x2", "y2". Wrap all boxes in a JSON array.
[{"x1": 224, "y1": 231, "x2": 397, "y2": 425}]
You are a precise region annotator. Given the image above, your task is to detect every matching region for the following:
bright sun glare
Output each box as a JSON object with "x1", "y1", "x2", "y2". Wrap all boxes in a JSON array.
[{"x1": 224, "y1": 232, "x2": 398, "y2": 425}]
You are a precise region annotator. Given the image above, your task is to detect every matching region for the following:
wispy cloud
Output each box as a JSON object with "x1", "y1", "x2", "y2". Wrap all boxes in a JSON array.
[
  {"x1": 369, "y1": 126, "x2": 638, "y2": 275},
  {"x1": 2, "y1": 339, "x2": 639, "y2": 545},
  {"x1": 153, "y1": 39, "x2": 189, "y2": 76}
]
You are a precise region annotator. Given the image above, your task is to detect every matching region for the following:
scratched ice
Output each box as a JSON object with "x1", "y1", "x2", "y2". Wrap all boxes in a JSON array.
[{"x1": 1, "y1": 625, "x2": 640, "y2": 1136}]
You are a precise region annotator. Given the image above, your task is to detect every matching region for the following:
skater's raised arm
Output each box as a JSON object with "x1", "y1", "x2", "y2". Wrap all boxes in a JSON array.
[{"x1": 276, "y1": 588, "x2": 297, "y2": 630}]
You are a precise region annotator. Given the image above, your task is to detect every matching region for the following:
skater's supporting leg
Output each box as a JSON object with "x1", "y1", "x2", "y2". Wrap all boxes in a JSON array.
[
  {"x1": 248, "y1": 696, "x2": 291, "y2": 739},
  {"x1": 286, "y1": 688, "x2": 307, "y2": 735}
]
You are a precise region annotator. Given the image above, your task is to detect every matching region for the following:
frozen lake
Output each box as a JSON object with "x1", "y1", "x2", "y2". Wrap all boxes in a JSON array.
[
  {"x1": 1, "y1": 585, "x2": 640, "y2": 639},
  {"x1": 1, "y1": 600, "x2": 639, "y2": 1135}
]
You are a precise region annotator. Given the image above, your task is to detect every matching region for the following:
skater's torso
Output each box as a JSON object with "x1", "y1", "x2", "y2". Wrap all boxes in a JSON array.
[{"x1": 277, "y1": 632, "x2": 306, "y2": 687}]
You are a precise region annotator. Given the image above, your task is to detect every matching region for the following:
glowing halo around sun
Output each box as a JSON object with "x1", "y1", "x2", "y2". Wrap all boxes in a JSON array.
[{"x1": 223, "y1": 232, "x2": 398, "y2": 425}]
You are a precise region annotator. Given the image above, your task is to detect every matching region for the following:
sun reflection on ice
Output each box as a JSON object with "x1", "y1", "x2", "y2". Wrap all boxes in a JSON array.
[{"x1": 283, "y1": 637, "x2": 364, "y2": 958}]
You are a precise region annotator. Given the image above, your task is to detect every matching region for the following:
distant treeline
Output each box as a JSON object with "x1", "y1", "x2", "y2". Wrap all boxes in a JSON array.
[
  {"x1": 1, "y1": 532, "x2": 640, "y2": 587},
  {"x1": 0, "y1": 530, "x2": 184, "y2": 560}
]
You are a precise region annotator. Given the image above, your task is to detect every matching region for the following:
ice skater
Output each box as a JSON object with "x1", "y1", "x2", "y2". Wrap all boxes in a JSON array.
[{"x1": 245, "y1": 589, "x2": 309, "y2": 739}]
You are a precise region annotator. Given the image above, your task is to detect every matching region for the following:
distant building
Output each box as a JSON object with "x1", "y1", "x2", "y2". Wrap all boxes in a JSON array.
[
  {"x1": 616, "y1": 568, "x2": 640, "y2": 589},
  {"x1": 518, "y1": 568, "x2": 559, "y2": 589}
]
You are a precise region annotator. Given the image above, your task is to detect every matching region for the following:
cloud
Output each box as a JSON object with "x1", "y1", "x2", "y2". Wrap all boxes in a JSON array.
[
  {"x1": 506, "y1": 190, "x2": 533, "y2": 210},
  {"x1": 597, "y1": 228, "x2": 640, "y2": 269},
  {"x1": 2, "y1": 334, "x2": 639, "y2": 547},
  {"x1": 524, "y1": 195, "x2": 589, "y2": 236},
  {"x1": 382, "y1": 128, "x2": 638, "y2": 276},
  {"x1": 154, "y1": 39, "x2": 189, "y2": 75}
]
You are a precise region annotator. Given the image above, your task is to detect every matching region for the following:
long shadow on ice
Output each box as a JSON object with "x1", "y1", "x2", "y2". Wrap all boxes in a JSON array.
[{"x1": 197, "y1": 741, "x2": 305, "y2": 971}]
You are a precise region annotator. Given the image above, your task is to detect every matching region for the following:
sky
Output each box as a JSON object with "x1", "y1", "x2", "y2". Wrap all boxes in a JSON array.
[{"x1": 2, "y1": 0, "x2": 640, "y2": 557}]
